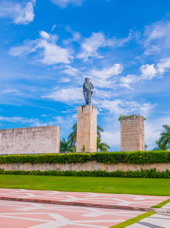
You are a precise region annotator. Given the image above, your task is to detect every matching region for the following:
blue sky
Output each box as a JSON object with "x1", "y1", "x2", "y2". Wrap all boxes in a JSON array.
[{"x1": 0, "y1": 0, "x2": 170, "y2": 151}]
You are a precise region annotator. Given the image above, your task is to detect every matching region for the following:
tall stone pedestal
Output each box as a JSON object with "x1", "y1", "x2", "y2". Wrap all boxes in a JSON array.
[
  {"x1": 121, "y1": 116, "x2": 145, "y2": 151},
  {"x1": 76, "y1": 105, "x2": 97, "y2": 153}
]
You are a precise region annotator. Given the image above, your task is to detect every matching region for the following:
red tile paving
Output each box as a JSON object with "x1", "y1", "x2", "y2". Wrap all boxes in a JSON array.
[
  {"x1": 0, "y1": 200, "x2": 144, "y2": 228},
  {"x1": 0, "y1": 188, "x2": 169, "y2": 210}
]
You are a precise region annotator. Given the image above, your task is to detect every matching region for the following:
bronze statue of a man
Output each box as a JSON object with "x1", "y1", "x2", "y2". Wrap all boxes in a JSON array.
[{"x1": 83, "y1": 77, "x2": 94, "y2": 105}]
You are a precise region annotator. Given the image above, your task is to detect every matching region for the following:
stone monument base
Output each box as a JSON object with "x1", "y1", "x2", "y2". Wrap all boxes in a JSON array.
[{"x1": 76, "y1": 105, "x2": 97, "y2": 152}]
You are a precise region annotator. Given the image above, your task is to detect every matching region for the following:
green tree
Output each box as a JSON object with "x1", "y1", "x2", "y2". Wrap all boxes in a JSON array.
[
  {"x1": 97, "y1": 137, "x2": 110, "y2": 152},
  {"x1": 158, "y1": 125, "x2": 170, "y2": 149},
  {"x1": 60, "y1": 138, "x2": 75, "y2": 153},
  {"x1": 68, "y1": 123, "x2": 77, "y2": 146},
  {"x1": 68, "y1": 123, "x2": 104, "y2": 146},
  {"x1": 153, "y1": 140, "x2": 169, "y2": 151},
  {"x1": 97, "y1": 126, "x2": 104, "y2": 139}
]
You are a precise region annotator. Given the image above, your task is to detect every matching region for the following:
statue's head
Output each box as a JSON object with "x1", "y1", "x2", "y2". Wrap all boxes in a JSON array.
[{"x1": 85, "y1": 77, "x2": 90, "y2": 82}]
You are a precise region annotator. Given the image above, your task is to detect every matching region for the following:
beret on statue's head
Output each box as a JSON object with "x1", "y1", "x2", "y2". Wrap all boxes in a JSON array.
[{"x1": 85, "y1": 77, "x2": 90, "y2": 82}]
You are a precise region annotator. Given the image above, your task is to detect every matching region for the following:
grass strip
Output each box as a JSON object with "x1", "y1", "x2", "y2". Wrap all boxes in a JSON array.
[
  {"x1": 0, "y1": 175, "x2": 170, "y2": 196},
  {"x1": 152, "y1": 198, "x2": 170, "y2": 208},
  {"x1": 110, "y1": 211, "x2": 156, "y2": 228}
]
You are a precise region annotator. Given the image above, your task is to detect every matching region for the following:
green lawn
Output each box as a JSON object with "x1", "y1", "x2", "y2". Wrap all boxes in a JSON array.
[{"x1": 0, "y1": 175, "x2": 170, "y2": 196}]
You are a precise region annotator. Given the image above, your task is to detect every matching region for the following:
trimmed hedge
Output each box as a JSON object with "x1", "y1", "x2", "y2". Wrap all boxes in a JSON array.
[
  {"x1": 1, "y1": 168, "x2": 170, "y2": 178},
  {"x1": 0, "y1": 151, "x2": 170, "y2": 164}
]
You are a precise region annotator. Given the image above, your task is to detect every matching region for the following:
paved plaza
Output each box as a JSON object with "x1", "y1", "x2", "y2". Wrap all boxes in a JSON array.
[
  {"x1": 0, "y1": 189, "x2": 169, "y2": 228},
  {"x1": 0, "y1": 200, "x2": 144, "y2": 228}
]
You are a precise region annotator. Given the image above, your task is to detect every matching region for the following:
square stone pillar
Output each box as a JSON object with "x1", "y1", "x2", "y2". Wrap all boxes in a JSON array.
[
  {"x1": 76, "y1": 105, "x2": 97, "y2": 153},
  {"x1": 121, "y1": 116, "x2": 145, "y2": 151}
]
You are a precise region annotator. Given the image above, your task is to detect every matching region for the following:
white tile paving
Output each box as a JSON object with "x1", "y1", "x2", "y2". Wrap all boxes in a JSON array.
[{"x1": 162, "y1": 203, "x2": 170, "y2": 209}]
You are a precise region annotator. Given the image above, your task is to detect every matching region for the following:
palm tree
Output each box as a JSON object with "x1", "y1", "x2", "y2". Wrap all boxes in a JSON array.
[
  {"x1": 68, "y1": 123, "x2": 77, "y2": 146},
  {"x1": 60, "y1": 138, "x2": 75, "y2": 153},
  {"x1": 68, "y1": 123, "x2": 104, "y2": 146},
  {"x1": 153, "y1": 140, "x2": 169, "y2": 151},
  {"x1": 158, "y1": 125, "x2": 170, "y2": 149},
  {"x1": 97, "y1": 137, "x2": 110, "y2": 152},
  {"x1": 97, "y1": 126, "x2": 104, "y2": 139}
]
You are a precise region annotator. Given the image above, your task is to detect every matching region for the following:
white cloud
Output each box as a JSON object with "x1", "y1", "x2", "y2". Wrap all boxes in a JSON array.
[
  {"x1": 60, "y1": 77, "x2": 71, "y2": 83},
  {"x1": 0, "y1": 0, "x2": 35, "y2": 25},
  {"x1": 77, "y1": 30, "x2": 139, "y2": 61},
  {"x1": 37, "y1": 39, "x2": 71, "y2": 65},
  {"x1": 86, "y1": 64, "x2": 123, "y2": 88},
  {"x1": 120, "y1": 61, "x2": 167, "y2": 89},
  {"x1": 62, "y1": 65, "x2": 79, "y2": 76},
  {"x1": 53, "y1": 113, "x2": 77, "y2": 124},
  {"x1": 94, "y1": 89, "x2": 112, "y2": 99},
  {"x1": 107, "y1": 29, "x2": 140, "y2": 47},
  {"x1": 94, "y1": 99, "x2": 155, "y2": 115},
  {"x1": 77, "y1": 32, "x2": 106, "y2": 61},
  {"x1": 40, "y1": 31, "x2": 51, "y2": 40},
  {"x1": 102, "y1": 130, "x2": 120, "y2": 148},
  {"x1": 51, "y1": 24, "x2": 57, "y2": 31},
  {"x1": 144, "y1": 45, "x2": 160, "y2": 56},
  {"x1": 50, "y1": 0, "x2": 83, "y2": 8},
  {"x1": 63, "y1": 26, "x2": 82, "y2": 45},
  {"x1": 143, "y1": 19, "x2": 170, "y2": 55},
  {"x1": 120, "y1": 74, "x2": 137, "y2": 89},
  {"x1": 9, "y1": 31, "x2": 72, "y2": 65},
  {"x1": 140, "y1": 64, "x2": 157, "y2": 80},
  {"x1": 0, "y1": 116, "x2": 38, "y2": 124},
  {"x1": 8, "y1": 40, "x2": 37, "y2": 56},
  {"x1": 88, "y1": 64, "x2": 123, "y2": 79},
  {"x1": 157, "y1": 57, "x2": 170, "y2": 74},
  {"x1": 1, "y1": 89, "x2": 21, "y2": 95},
  {"x1": 44, "y1": 87, "x2": 83, "y2": 103}
]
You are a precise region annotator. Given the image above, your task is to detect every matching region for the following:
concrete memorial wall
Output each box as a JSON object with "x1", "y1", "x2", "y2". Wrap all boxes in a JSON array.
[
  {"x1": 1, "y1": 161, "x2": 170, "y2": 172},
  {"x1": 0, "y1": 126, "x2": 60, "y2": 155}
]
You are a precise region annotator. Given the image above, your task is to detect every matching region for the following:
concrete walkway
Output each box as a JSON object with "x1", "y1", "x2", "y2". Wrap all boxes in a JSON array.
[
  {"x1": 127, "y1": 213, "x2": 170, "y2": 228},
  {"x1": 127, "y1": 203, "x2": 170, "y2": 228}
]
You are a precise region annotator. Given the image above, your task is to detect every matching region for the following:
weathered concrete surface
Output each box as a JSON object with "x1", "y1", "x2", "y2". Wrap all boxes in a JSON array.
[
  {"x1": 0, "y1": 126, "x2": 60, "y2": 155},
  {"x1": 1, "y1": 161, "x2": 170, "y2": 172},
  {"x1": 121, "y1": 116, "x2": 145, "y2": 152},
  {"x1": 76, "y1": 105, "x2": 97, "y2": 152}
]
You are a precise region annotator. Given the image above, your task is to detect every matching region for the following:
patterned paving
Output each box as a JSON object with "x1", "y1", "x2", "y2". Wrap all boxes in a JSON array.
[
  {"x1": 0, "y1": 188, "x2": 169, "y2": 209},
  {"x1": 0, "y1": 200, "x2": 144, "y2": 228}
]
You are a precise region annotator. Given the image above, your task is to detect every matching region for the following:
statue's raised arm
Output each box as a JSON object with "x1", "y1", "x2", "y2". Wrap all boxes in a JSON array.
[{"x1": 83, "y1": 77, "x2": 94, "y2": 105}]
